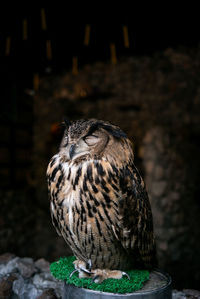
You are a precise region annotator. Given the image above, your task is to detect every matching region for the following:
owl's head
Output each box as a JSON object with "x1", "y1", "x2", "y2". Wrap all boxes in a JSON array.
[{"x1": 59, "y1": 119, "x2": 133, "y2": 163}]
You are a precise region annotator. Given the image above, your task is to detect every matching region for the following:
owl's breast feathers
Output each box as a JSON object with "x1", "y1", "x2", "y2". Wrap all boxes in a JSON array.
[{"x1": 47, "y1": 153, "x2": 156, "y2": 270}]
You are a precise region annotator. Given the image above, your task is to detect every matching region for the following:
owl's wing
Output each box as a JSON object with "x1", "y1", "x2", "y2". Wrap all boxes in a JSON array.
[
  {"x1": 115, "y1": 163, "x2": 157, "y2": 268},
  {"x1": 47, "y1": 156, "x2": 62, "y2": 237},
  {"x1": 50, "y1": 203, "x2": 62, "y2": 236}
]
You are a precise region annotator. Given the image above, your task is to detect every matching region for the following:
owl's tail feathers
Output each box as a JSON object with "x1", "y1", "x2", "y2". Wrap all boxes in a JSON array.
[
  {"x1": 140, "y1": 243, "x2": 158, "y2": 270},
  {"x1": 142, "y1": 252, "x2": 158, "y2": 270}
]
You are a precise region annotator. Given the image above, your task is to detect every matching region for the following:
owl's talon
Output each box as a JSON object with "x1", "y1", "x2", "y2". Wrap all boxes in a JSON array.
[
  {"x1": 80, "y1": 267, "x2": 94, "y2": 275},
  {"x1": 92, "y1": 275, "x2": 101, "y2": 283},
  {"x1": 122, "y1": 271, "x2": 130, "y2": 280},
  {"x1": 86, "y1": 259, "x2": 92, "y2": 271},
  {"x1": 72, "y1": 259, "x2": 94, "y2": 278},
  {"x1": 69, "y1": 269, "x2": 78, "y2": 278}
]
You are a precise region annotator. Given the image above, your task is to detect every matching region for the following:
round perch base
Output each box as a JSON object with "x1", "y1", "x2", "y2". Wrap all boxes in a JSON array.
[{"x1": 63, "y1": 270, "x2": 172, "y2": 299}]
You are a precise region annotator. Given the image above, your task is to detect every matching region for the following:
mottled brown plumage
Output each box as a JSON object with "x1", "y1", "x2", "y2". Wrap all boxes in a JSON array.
[{"x1": 47, "y1": 119, "x2": 156, "y2": 282}]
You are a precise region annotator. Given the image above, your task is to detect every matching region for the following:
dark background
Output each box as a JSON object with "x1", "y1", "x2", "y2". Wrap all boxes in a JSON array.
[
  {"x1": 0, "y1": 5, "x2": 200, "y2": 89},
  {"x1": 1, "y1": 5, "x2": 200, "y2": 291}
]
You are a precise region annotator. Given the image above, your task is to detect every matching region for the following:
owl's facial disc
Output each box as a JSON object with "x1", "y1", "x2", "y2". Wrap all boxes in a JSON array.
[
  {"x1": 68, "y1": 139, "x2": 90, "y2": 160},
  {"x1": 68, "y1": 135, "x2": 100, "y2": 160}
]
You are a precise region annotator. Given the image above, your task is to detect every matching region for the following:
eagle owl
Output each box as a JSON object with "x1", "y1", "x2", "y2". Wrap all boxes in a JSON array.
[{"x1": 47, "y1": 119, "x2": 156, "y2": 282}]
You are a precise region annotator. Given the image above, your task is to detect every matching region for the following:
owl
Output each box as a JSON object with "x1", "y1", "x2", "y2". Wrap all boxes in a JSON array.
[{"x1": 47, "y1": 119, "x2": 156, "y2": 283}]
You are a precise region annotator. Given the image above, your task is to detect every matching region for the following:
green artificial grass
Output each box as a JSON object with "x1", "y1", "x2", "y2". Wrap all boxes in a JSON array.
[{"x1": 50, "y1": 256, "x2": 149, "y2": 294}]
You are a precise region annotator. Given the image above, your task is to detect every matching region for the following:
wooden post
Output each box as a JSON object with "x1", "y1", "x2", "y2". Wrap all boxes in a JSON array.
[
  {"x1": 72, "y1": 56, "x2": 78, "y2": 75},
  {"x1": 46, "y1": 40, "x2": 52, "y2": 60},
  {"x1": 84, "y1": 24, "x2": 91, "y2": 46},
  {"x1": 41, "y1": 8, "x2": 47, "y2": 31},
  {"x1": 110, "y1": 43, "x2": 117, "y2": 65},
  {"x1": 123, "y1": 25, "x2": 130, "y2": 48},
  {"x1": 23, "y1": 19, "x2": 28, "y2": 40},
  {"x1": 33, "y1": 73, "x2": 39, "y2": 91},
  {"x1": 5, "y1": 37, "x2": 11, "y2": 56}
]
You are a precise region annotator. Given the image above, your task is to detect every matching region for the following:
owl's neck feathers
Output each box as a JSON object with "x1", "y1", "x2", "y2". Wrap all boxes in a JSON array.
[{"x1": 103, "y1": 137, "x2": 133, "y2": 167}]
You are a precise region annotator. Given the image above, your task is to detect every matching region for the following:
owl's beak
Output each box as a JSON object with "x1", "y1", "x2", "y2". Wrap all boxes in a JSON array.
[
  {"x1": 69, "y1": 144, "x2": 76, "y2": 159},
  {"x1": 68, "y1": 141, "x2": 90, "y2": 160}
]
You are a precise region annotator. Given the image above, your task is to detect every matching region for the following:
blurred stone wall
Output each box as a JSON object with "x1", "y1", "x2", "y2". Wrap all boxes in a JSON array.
[{"x1": 4, "y1": 47, "x2": 200, "y2": 289}]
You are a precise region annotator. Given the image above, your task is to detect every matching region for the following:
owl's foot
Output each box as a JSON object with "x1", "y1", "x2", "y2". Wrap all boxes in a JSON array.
[
  {"x1": 91, "y1": 269, "x2": 130, "y2": 283},
  {"x1": 70, "y1": 259, "x2": 93, "y2": 279},
  {"x1": 70, "y1": 259, "x2": 130, "y2": 283}
]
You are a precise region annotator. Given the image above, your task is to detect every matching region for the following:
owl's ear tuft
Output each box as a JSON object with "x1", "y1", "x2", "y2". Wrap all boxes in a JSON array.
[
  {"x1": 86, "y1": 121, "x2": 127, "y2": 139},
  {"x1": 62, "y1": 118, "x2": 71, "y2": 128},
  {"x1": 101, "y1": 124, "x2": 127, "y2": 139},
  {"x1": 87, "y1": 122, "x2": 101, "y2": 136}
]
